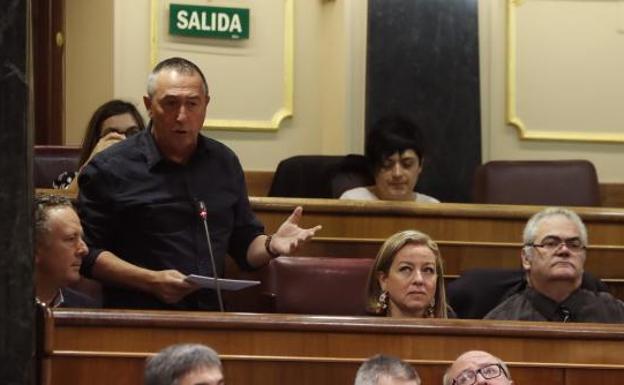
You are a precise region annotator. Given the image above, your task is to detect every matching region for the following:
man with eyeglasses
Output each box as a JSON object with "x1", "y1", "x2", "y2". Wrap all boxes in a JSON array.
[
  {"x1": 443, "y1": 350, "x2": 513, "y2": 385},
  {"x1": 485, "y1": 207, "x2": 624, "y2": 322}
]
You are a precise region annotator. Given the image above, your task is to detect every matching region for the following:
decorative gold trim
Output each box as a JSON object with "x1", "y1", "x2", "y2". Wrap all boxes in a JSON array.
[
  {"x1": 150, "y1": 0, "x2": 293, "y2": 132},
  {"x1": 506, "y1": 0, "x2": 624, "y2": 143}
]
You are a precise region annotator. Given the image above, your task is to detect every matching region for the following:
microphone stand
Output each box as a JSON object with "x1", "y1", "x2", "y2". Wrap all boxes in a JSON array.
[{"x1": 197, "y1": 201, "x2": 224, "y2": 312}]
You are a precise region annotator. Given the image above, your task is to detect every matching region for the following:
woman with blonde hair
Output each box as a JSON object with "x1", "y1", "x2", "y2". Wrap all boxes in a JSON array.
[{"x1": 365, "y1": 229, "x2": 450, "y2": 318}]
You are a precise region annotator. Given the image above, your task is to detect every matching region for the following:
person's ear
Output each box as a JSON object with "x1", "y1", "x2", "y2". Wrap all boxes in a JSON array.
[
  {"x1": 377, "y1": 271, "x2": 388, "y2": 291},
  {"x1": 143, "y1": 96, "x2": 153, "y2": 117},
  {"x1": 521, "y1": 248, "x2": 532, "y2": 272}
]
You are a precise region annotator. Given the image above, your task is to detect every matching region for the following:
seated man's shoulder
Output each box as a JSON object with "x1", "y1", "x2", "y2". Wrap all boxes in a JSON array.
[
  {"x1": 60, "y1": 287, "x2": 100, "y2": 308},
  {"x1": 483, "y1": 291, "x2": 538, "y2": 321},
  {"x1": 483, "y1": 292, "x2": 518, "y2": 320},
  {"x1": 582, "y1": 289, "x2": 624, "y2": 309}
]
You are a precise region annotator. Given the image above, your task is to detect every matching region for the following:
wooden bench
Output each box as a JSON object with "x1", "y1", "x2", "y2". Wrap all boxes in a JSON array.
[
  {"x1": 34, "y1": 191, "x2": 624, "y2": 301},
  {"x1": 44, "y1": 308, "x2": 624, "y2": 385},
  {"x1": 250, "y1": 198, "x2": 624, "y2": 298}
]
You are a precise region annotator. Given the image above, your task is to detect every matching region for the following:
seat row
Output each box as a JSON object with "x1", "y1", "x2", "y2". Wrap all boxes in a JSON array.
[{"x1": 35, "y1": 145, "x2": 602, "y2": 206}]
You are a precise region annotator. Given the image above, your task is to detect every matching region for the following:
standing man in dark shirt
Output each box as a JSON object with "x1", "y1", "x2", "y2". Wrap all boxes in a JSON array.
[
  {"x1": 485, "y1": 207, "x2": 624, "y2": 322},
  {"x1": 78, "y1": 57, "x2": 321, "y2": 310}
]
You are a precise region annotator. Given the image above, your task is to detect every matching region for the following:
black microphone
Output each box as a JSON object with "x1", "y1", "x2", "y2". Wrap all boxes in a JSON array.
[{"x1": 196, "y1": 200, "x2": 224, "y2": 312}]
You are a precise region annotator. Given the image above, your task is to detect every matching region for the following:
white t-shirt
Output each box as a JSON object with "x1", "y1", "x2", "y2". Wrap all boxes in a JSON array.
[{"x1": 339, "y1": 186, "x2": 440, "y2": 203}]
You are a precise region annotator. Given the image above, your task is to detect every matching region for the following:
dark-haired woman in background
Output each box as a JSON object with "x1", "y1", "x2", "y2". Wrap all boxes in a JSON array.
[
  {"x1": 54, "y1": 99, "x2": 145, "y2": 191},
  {"x1": 340, "y1": 116, "x2": 439, "y2": 202}
]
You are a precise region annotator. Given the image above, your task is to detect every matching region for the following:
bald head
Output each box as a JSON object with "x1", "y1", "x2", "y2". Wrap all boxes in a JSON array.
[{"x1": 443, "y1": 351, "x2": 513, "y2": 385}]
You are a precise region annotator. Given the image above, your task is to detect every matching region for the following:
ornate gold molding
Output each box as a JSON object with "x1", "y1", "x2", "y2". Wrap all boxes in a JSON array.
[{"x1": 506, "y1": 0, "x2": 624, "y2": 143}]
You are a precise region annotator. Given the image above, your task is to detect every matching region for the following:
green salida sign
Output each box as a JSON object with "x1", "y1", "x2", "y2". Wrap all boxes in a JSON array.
[{"x1": 169, "y1": 3, "x2": 249, "y2": 40}]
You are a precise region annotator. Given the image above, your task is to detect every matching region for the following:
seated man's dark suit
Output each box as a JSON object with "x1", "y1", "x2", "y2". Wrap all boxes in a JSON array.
[
  {"x1": 447, "y1": 268, "x2": 608, "y2": 319},
  {"x1": 484, "y1": 286, "x2": 624, "y2": 323}
]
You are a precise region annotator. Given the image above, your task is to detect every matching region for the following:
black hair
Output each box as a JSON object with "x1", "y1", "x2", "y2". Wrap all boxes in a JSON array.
[
  {"x1": 78, "y1": 100, "x2": 145, "y2": 167},
  {"x1": 365, "y1": 116, "x2": 425, "y2": 173}
]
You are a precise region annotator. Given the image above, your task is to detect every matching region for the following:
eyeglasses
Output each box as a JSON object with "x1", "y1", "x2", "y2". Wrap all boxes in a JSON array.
[
  {"x1": 526, "y1": 236, "x2": 585, "y2": 253},
  {"x1": 452, "y1": 363, "x2": 507, "y2": 385}
]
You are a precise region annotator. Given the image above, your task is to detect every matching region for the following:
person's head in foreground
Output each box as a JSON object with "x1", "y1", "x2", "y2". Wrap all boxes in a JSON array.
[
  {"x1": 521, "y1": 207, "x2": 587, "y2": 302},
  {"x1": 443, "y1": 350, "x2": 513, "y2": 385},
  {"x1": 366, "y1": 229, "x2": 448, "y2": 318},
  {"x1": 144, "y1": 56, "x2": 210, "y2": 164},
  {"x1": 354, "y1": 354, "x2": 421, "y2": 385},
  {"x1": 34, "y1": 194, "x2": 88, "y2": 306},
  {"x1": 144, "y1": 343, "x2": 224, "y2": 385},
  {"x1": 79, "y1": 99, "x2": 145, "y2": 168},
  {"x1": 365, "y1": 116, "x2": 427, "y2": 201}
]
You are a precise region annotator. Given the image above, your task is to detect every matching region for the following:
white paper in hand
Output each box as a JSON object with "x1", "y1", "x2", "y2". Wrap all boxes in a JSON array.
[{"x1": 185, "y1": 274, "x2": 260, "y2": 291}]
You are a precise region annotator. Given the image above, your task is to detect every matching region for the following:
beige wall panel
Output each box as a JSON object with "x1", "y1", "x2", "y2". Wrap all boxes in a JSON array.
[
  {"x1": 111, "y1": 0, "x2": 367, "y2": 171},
  {"x1": 480, "y1": 0, "x2": 624, "y2": 183},
  {"x1": 74, "y1": 1, "x2": 623, "y2": 182},
  {"x1": 512, "y1": 0, "x2": 624, "y2": 140},
  {"x1": 112, "y1": 0, "x2": 151, "y2": 114},
  {"x1": 65, "y1": 0, "x2": 114, "y2": 145}
]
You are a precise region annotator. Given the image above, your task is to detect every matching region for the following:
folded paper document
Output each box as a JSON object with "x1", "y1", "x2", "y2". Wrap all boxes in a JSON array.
[{"x1": 185, "y1": 274, "x2": 260, "y2": 291}]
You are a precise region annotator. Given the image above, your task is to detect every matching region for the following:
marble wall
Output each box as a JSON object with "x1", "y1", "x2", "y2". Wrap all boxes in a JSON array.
[
  {"x1": 0, "y1": 0, "x2": 35, "y2": 383},
  {"x1": 366, "y1": 0, "x2": 481, "y2": 202}
]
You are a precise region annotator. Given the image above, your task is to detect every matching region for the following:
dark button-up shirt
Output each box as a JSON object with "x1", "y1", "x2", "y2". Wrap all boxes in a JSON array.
[
  {"x1": 484, "y1": 286, "x2": 624, "y2": 323},
  {"x1": 78, "y1": 129, "x2": 264, "y2": 310}
]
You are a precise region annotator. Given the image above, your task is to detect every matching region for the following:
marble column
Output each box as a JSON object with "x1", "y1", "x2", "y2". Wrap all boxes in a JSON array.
[
  {"x1": 0, "y1": 0, "x2": 35, "y2": 384},
  {"x1": 367, "y1": 0, "x2": 481, "y2": 203}
]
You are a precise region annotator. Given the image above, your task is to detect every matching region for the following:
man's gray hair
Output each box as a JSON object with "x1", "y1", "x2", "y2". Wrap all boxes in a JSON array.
[
  {"x1": 34, "y1": 194, "x2": 74, "y2": 247},
  {"x1": 522, "y1": 207, "x2": 588, "y2": 254},
  {"x1": 146, "y1": 57, "x2": 209, "y2": 98},
  {"x1": 442, "y1": 351, "x2": 511, "y2": 385},
  {"x1": 354, "y1": 354, "x2": 420, "y2": 385},
  {"x1": 144, "y1": 343, "x2": 222, "y2": 385}
]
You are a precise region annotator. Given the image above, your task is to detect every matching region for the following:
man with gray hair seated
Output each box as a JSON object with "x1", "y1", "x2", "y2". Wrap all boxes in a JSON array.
[
  {"x1": 354, "y1": 354, "x2": 421, "y2": 385},
  {"x1": 34, "y1": 194, "x2": 95, "y2": 308},
  {"x1": 443, "y1": 350, "x2": 513, "y2": 385},
  {"x1": 485, "y1": 206, "x2": 624, "y2": 322},
  {"x1": 144, "y1": 343, "x2": 224, "y2": 385}
]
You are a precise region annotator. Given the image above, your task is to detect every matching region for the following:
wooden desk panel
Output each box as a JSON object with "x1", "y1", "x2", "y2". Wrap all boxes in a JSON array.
[
  {"x1": 251, "y1": 197, "x2": 624, "y2": 245},
  {"x1": 37, "y1": 190, "x2": 624, "y2": 246},
  {"x1": 48, "y1": 357, "x2": 563, "y2": 385},
  {"x1": 296, "y1": 237, "x2": 624, "y2": 279},
  {"x1": 46, "y1": 309, "x2": 624, "y2": 385},
  {"x1": 253, "y1": 198, "x2": 624, "y2": 296}
]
